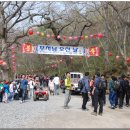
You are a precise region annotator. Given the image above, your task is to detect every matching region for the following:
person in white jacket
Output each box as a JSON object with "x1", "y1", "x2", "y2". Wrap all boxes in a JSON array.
[
  {"x1": 48, "y1": 76, "x2": 54, "y2": 95},
  {"x1": 8, "y1": 81, "x2": 15, "y2": 101},
  {"x1": 53, "y1": 74, "x2": 60, "y2": 95},
  {"x1": 28, "y1": 78, "x2": 35, "y2": 98}
]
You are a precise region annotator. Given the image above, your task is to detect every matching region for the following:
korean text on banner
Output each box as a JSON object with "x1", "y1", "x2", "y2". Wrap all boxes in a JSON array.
[{"x1": 36, "y1": 45, "x2": 85, "y2": 56}]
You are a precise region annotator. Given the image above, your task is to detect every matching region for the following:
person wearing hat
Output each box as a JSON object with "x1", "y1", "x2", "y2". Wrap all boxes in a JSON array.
[{"x1": 3, "y1": 81, "x2": 9, "y2": 103}]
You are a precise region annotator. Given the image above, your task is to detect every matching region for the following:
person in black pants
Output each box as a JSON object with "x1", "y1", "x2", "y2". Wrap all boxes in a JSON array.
[
  {"x1": 115, "y1": 77, "x2": 121, "y2": 108},
  {"x1": 103, "y1": 77, "x2": 107, "y2": 105},
  {"x1": 91, "y1": 72, "x2": 104, "y2": 116},
  {"x1": 0, "y1": 91, "x2": 3, "y2": 102},
  {"x1": 124, "y1": 76, "x2": 130, "y2": 107},
  {"x1": 119, "y1": 75, "x2": 126, "y2": 109},
  {"x1": 81, "y1": 72, "x2": 90, "y2": 110}
]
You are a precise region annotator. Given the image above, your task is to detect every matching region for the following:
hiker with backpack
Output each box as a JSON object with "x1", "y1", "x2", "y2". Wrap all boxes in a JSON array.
[
  {"x1": 91, "y1": 72, "x2": 104, "y2": 116},
  {"x1": 115, "y1": 77, "x2": 121, "y2": 108},
  {"x1": 124, "y1": 76, "x2": 130, "y2": 107},
  {"x1": 80, "y1": 72, "x2": 90, "y2": 110},
  {"x1": 118, "y1": 75, "x2": 127, "y2": 109},
  {"x1": 109, "y1": 76, "x2": 119, "y2": 109},
  {"x1": 119, "y1": 75, "x2": 130, "y2": 108},
  {"x1": 101, "y1": 75, "x2": 107, "y2": 106}
]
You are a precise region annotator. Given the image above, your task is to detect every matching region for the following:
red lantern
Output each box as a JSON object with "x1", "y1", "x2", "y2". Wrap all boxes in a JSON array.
[
  {"x1": 36, "y1": 31, "x2": 40, "y2": 35},
  {"x1": 108, "y1": 52, "x2": 112, "y2": 56},
  {"x1": 90, "y1": 35, "x2": 93, "y2": 38},
  {"x1": 28, "y1": 28, "x2": 33, "y2": 35},
  {"x1": 98, "y1": 33, "x2": 103, "y2": 38},
  {"x1": 57, "y1": 35, "x2": 60, "y2": 39},
  {"x1": 93, "y1": 34, "x2": 97, "y2": 38},
  {"x1": 12, "y1": 59, "x2": 15, "y2": 62},
  {"x1": 54, "y1": 64, "x2": 57, "y2": 67},
  {"x1": 11, "y1": 46, "x2": 15, "y2": 49},
  {"x1": 126, "y1": 58, "x2": 130, "y2": 62},
  {"x1": 46, "y1": 34, "x2": 50, "y2": 38},
  {"x1": 69, "y1": 36, "x2": 73, "y2": 41},
  {"x1": 116, "y1": 55, "x2": 120, "y2": 60},
  {"x1": 11, "y1": 55, "x2": 15, "y2": 58},
  {"x1": 2, "y1": 62, "x2": 7, "y2": 66},
  {"x1": 63, "y1": 36, "x2": 66, "y2": 40},
  {"x1": 0, "y1": 60, "x2": 4, "y2": 64},
  {"x1": 52, "y1": 35, "x2": 55, "y2": 38},
  {"x1": 80, "y1": 36, "x2": 84, "y2": 40},
  {"x1": 74, "y1": 36, "x2": 78, "y2": 40}
]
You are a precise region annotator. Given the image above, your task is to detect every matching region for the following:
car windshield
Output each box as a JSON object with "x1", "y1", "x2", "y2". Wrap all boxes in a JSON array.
[{"x1": 71, "y1": 74, "x2": 80, "y2": 78}]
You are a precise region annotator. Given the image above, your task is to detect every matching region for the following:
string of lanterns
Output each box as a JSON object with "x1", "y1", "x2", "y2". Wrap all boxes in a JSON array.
[
  {"x1": 28, "y1": 28, "x2": 104, "y2": 40},
  {"x1": 27, "y1": 28, "x2": 130, "y2": 63},
  {"x1": 11, "y1": 46, "x2": 16, "y2": 72}
]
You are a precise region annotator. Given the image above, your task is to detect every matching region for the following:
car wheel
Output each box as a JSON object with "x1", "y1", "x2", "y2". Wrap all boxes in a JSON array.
[
  {"x1": 43, "y1": 95, "x2": 48, "y2": 101},
  {"x1": 33, "y1": 94, "x2": 37, "y2": 101},
  {"x1": 47, "y1": 95, "x2": 49, "y2": 100}
]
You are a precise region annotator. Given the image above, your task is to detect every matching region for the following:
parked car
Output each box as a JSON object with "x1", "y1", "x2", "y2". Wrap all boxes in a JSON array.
[{"x1": 70, "y1": 72, "x2": 83, "y2": 94}]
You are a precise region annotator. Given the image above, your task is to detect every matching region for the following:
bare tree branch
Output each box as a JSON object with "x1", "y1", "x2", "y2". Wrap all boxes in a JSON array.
[{"x1": 6, "y1": 2, "x2": 26, "y2": 23}]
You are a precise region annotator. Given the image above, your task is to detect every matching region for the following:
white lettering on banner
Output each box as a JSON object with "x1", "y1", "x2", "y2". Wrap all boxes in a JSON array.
[{"x1": 36, "y1": 45, "x2": 85, "y2": 56}]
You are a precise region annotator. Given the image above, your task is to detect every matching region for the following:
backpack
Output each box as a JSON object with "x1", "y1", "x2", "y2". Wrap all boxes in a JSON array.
[
  {"x1": 78, "y1": 79, "x2": 85, "y2": 91},
  {"x1": 113, "y1": 81, "x2": 120, "y2": 91},
  {"x1": 98, "y1": 81, "x2": 103, "y2": 90},
  {"x1": 90, "y1": 80, "x2": 94, "y2": 88}
]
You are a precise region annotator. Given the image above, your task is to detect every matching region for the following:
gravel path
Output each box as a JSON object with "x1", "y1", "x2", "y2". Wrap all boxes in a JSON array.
[{"x1": 0, "y1": 92, "x2": 130, "y2": 128}]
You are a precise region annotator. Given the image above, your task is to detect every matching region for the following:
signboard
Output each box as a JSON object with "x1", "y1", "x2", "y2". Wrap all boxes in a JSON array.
[
  {"x1": 21, "y1": 43, "x2": 100, "y2": 57},
  {"x1": 36, "y1": 45, "x2": 85, "y2": 56},
  {"x1": 21, "y1": 43, "x2": 35, "y2": 53},
  {"x1": 88, "y1": 46, "x2": 100, "y2": 56}
]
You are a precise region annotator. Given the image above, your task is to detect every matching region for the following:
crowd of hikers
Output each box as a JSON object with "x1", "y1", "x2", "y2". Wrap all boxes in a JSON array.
[
  {"x1": 0, "y1": 72, "x2": 130, "y2": 116},
  {"x1": 0, "y1": 74, "x2": 50, "y2": 103}
]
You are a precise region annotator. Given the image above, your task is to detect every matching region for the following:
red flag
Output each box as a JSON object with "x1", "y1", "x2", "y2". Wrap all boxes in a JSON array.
[
  {"x1": 88, "y1": 46, "x2": 100, "y2": 56},
  {"x1": 21, "y1": 43, "x2": 33, "y2": 53}
]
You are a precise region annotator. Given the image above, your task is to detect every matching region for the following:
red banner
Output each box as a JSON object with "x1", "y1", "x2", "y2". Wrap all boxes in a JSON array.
[
  {"x1": 21, "y1": 43, "x2": 34, "y2": 53},
  {"x1": 88, "y1": 46, "x2": 100, "y2": 56}
]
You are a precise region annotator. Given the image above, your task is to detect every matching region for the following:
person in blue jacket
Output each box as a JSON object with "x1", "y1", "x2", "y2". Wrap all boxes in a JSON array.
[
  {"x1": 81, "y1": 72, "x2": 90, "y2": 110},
  {"x1": 109, "y1": 76, "x2": 117, "y2": 109},
  {"x1": 19, "y1": 75, "x2": 28, "y2": 103},
  {"x1": 91, "y1": 72, "x2": 104, "y2": 116}
]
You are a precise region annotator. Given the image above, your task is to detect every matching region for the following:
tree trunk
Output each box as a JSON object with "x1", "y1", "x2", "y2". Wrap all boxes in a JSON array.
[{"x1": 1, "y1": 39, "x2": 9, "y2": 80}]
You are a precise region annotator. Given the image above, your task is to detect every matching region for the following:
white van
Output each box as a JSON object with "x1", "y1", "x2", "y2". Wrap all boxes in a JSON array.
[{"x1": 70, "y1": 72, "x2": 84, "y2": 93}]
